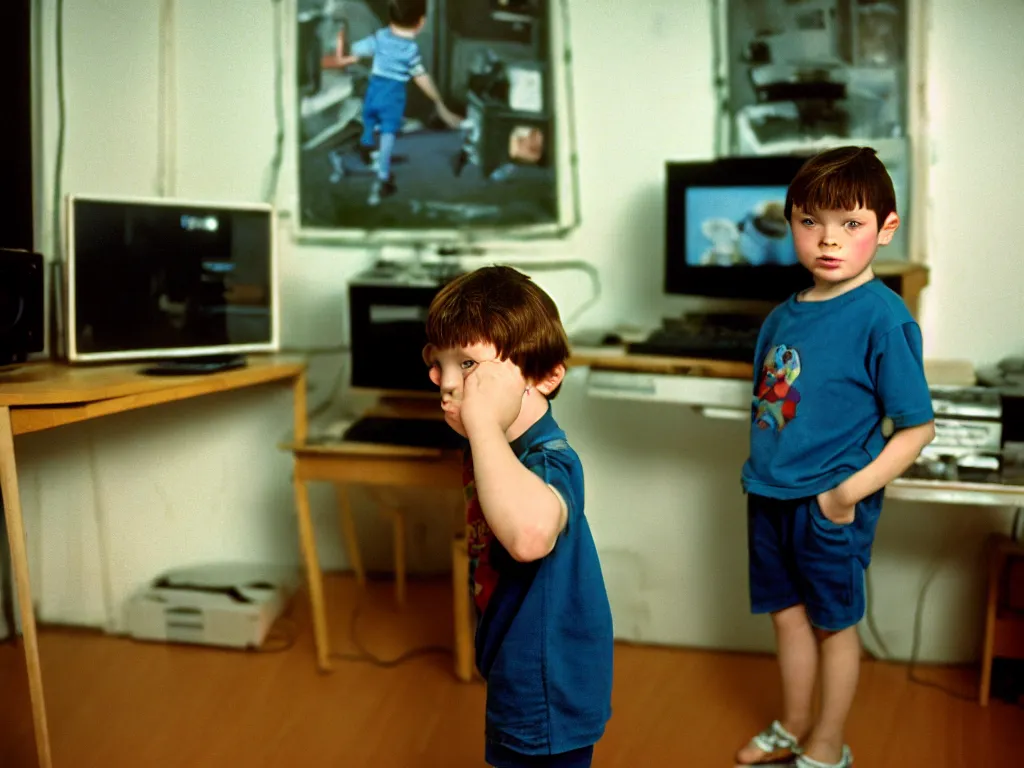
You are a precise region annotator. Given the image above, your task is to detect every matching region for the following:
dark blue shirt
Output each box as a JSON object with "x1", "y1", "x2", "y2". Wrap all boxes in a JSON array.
[
  {"x1": 742, "y1": 278, "x2": 934, "y2": 499},
  {"x1": 464, "y1": 406, "x2": 613, "y2": 755}
]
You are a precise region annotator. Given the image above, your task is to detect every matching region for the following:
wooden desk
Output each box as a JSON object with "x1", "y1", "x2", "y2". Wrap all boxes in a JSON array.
[
  {"x1": 0, "y1": 356, "x2": 307, "y2": 768},
  {"x1": 283, "y1": 439, "x2": 463, "y2": 673}
]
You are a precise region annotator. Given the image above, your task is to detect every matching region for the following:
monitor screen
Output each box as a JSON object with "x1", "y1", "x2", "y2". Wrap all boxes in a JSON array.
[
  {"x1": 684, "y1": 186, "x2": 796, "y2": 267},
  {"x1": 66, "y1": 196, "x2": 278, "y2": 362},
  {"x1": 665, "y1": 155, "x2": 810, "y2": 301}
]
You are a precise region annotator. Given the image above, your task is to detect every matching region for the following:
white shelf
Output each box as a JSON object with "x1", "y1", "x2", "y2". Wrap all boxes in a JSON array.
[{"x1": 583, "y1": 368, "x2": 1024, "y2": 510}]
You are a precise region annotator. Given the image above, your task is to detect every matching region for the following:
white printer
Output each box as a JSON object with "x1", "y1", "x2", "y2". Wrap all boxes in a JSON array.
[{"x1": 126, "y1": 563, "x2": 300, "y2": 650}]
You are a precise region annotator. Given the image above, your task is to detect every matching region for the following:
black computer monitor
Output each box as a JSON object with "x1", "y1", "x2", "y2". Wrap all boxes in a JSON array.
[{"x1": 664, "y1": 155, "x2": 812, "y2": 302}]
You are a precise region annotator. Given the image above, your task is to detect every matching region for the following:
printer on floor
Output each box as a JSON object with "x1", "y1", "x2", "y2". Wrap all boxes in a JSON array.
[{"x1": 126, "y1": 563, "x2": 300, "y2": 650}]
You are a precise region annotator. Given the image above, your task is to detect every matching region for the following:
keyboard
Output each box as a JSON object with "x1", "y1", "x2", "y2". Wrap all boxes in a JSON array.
[
  {"x1": 342, "y1": 416, "x2": 467, "y2": 450},
  {"x1": 626, "y1": 315, "x2": 762, "y2": 362}
]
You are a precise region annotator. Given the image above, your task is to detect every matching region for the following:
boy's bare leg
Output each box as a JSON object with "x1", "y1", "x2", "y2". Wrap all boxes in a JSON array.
[
  {"x1": 802, "y1": 625, "x2": 859, "y2": 764},
  {"x1": 736, "y1": 604, "x2": 817, "y2": 764}
]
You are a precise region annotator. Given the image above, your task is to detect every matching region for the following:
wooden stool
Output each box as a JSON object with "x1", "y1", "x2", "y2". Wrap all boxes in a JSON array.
[
  {"x1": 286, "y1": 440, "x2": 462, "y2": 672},
  {"x1": 452, "y1": 535, "x2": 475, "y2": 682},
  {"x1": 980, "y1": 533, "x2": 1024, "y2": 706}
]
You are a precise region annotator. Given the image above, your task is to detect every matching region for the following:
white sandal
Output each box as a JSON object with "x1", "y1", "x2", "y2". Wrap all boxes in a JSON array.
[
  {"x1": 739, "y1": 720, "x2": 802, "y2": 763},
  {"x1": 795, "y1": 745, "x2": 853, "y2": 768}
]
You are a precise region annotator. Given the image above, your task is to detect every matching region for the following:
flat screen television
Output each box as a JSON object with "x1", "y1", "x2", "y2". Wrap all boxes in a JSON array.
[
  {"x1": 65, "y1": 195, "x2": 279, "y2": 363},
  {"x1": 664, "y1": 155, "x2": 812, "y2": 301}
]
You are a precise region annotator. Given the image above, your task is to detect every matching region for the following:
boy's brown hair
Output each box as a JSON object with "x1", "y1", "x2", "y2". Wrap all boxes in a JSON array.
[
  {"x1": 425, "y1": 266, "x2": 570, "y2": 398},
  {"x1": 389, "y1": 0, "x2": 427, "y2": 27},
  {"x1": 784, "y1": 146, "x2": 897, "y2": 228}
]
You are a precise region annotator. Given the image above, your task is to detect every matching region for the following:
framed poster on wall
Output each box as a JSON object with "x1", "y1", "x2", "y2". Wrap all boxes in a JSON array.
[
  {"x1": 294, "y1": 0, "x2": 578, "y2": 242},
  {"x1": 713, "y1": 0, "x2": 913, "y2": 261},
  {"x1": 717, "y1": 0, "x2": 908, "y2": 157}
]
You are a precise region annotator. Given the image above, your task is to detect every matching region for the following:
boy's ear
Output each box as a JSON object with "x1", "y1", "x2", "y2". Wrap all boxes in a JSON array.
[
  {"x1": 531, "y1": 363, "x2": 566, "y2": 397},
  {"x1": 877, "y1": 211, "x2": 900, "y2": 245}
]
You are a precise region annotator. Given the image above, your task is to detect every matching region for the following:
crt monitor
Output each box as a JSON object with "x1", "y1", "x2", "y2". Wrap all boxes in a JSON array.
[
  {"x1": 664, "y1": 155, "x2": 812, "y2": 302},
  {"x1": 65, "y1": 195, "x2": 279, "y2": 363}
]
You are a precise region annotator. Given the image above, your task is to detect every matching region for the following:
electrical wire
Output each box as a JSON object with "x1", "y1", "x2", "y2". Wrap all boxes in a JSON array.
[
  {"x1": 256, "y1": 575, "x2": 452, "y2": 667},
  {"x1": 264, "y1": 0, "x2": 286, "y2": 204},
  {"x1": 306, "y1": 351, "x2": 349, "y2": 423},
  {"x1": 50, "y1": 0, "x2": 66, "y2": 261},
  {"x1": 330, "y1": 577, "x2": 452, "y2": 668},
  {"x1": 905, "y1": 532, "x2": 979, "y2": 701},
  {"x1": 556, "y1": 0, "x2": 583, "y2": 235},
  {"x1": 510, "y1": 258, "x2": 601, "y2": 329}
]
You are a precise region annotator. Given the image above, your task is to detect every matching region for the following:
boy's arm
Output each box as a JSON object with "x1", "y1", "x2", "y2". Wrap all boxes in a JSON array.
[
  {"x1": 335, "y1": 33, "x2": 375, "y2": 68},
  {"x1": 819, "y1": 321, "x2": 935, "y2": 521},
  {"x1": 468, "y1": 423, "x2": 568, "y2": 563},
  {"x1": 822, "y1": 421, "x2": 935, "y2": 515},
  {"x1": 412, "y1": 73, "x2": 463, "y2": 128}
]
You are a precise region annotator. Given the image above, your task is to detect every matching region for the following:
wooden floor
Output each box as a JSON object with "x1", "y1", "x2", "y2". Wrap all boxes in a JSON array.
[{"x1": 1, "y1": 575, "x2": 1021, "y2": 767}]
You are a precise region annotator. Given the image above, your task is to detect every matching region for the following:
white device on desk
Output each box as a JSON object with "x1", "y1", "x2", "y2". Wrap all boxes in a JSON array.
[
  {"x1": 126, "y1": 563, "x2": 299, "y2": 650},
  {"x1": 585, "y1": 366, "x2": 749, "y2": 413}
]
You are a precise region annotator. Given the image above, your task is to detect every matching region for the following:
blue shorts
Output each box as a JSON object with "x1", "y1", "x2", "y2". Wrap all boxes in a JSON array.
[
  {"x1": 361, "y1": 75, "x2": 407, "y2": 140},
  {"x1": 486, "y1": 741, "x2": 594, "y2": 768},
  {"x1": 747, "y1": 489, "x2": 884, "y2": 632}
]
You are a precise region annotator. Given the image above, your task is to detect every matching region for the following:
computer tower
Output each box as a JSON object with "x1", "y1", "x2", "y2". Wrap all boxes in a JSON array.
[
  {"x1": 0, "y1": 249, "x2": 44, "y2": 366},
  {"x1": 348, "y1": 265, "x2": 453, "y2": 394}
]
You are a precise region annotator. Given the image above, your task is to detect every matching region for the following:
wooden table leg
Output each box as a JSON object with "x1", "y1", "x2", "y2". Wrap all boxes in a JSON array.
[
  {"x1": 392, "y1": 509, "x2": 407, "y2": 607},
  {"x1": 979, "y1": 536, "x2": 1002, "y2": 706},
  {"x1": 334, "y1": 485, "x2": 365, "y2": 587},
  {"x1": 293, "y1": 469, "x2": 331, "y2": 672},
  {"x1": 0, "y1": 406, "x2": 52, "y2": 768},
  {"x1": 293, "y1": 371, "x2": 308, "y2": 445},
  {"x1": 452, "y1": 536, "x2": 473, "y2": 682}
]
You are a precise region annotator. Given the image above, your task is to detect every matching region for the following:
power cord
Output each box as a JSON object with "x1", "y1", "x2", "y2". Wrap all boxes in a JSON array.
[
  {"x1": 264, "y1": 0, "x2": 286, "y2": 205},
  {"x1": 330, "y1": 578, "x2": 452, "y2": 668},
  {"x1": 306, "y1": 351, "x2": 350, "y2": 423},
  {"x1": 51, "y1": 0, "x2": 66, "y2": 260},
  {"x1": 556, "y1": 0, "x2": 583, "y2": 234},
  {"x1": 904, "y1": 532, "x2": 981, "y2": 702},
  {"x1": 256, "y1": 575, "x2": 453, "y2": 668}
]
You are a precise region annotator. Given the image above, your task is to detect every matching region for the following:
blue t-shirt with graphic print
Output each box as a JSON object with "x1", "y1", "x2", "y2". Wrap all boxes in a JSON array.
[
  {"x1": 741, "y1": 278, "x2": 934, "y2": 500},
  {"x1": 463, "y1": 405, "x2": 613, "y2": 756}
]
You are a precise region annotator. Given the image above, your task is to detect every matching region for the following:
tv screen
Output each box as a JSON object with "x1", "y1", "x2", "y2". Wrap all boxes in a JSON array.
[
  {"x1": 66, "y1": 196, "x2": 278, "y2": 362},
  {"x1": 665, "y1": 156, "x2": 809, "y2": 301},
  {"x1": 684, "y1": 185, "x2": 796, "y2": 267}
]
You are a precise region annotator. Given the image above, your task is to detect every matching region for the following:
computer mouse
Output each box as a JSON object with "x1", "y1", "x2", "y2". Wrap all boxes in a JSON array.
[{"x1": 600, "y1": 332, "x2": 623, "y2": 346}]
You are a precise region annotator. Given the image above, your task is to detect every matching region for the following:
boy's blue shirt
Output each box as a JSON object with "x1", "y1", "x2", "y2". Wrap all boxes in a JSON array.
[
  {"x1": 464, "y1": 405, "x2": 613, "y2": 755},
  {"x1": 351, "y1": 27, "x2": 425, "y2": 82},
  {"x1": 742, "y1": 278, "x2": 934, "y2": 499}
]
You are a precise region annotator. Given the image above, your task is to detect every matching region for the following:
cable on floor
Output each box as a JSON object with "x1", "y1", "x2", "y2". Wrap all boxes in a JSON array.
[{"x1": 256, "y1": 574, "x2": 453, "y2": 669}]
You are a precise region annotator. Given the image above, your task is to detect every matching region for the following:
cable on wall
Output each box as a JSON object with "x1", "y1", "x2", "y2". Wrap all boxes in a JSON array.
[
  {"x1": 50, "y1": 0, "x2": 65, "y2": 262},
  {"x1": 264, "y1": 0, "x2": 286, "y2": 205},
  {"x1": 555, "y1": 0, "x2": 582, "y2": 236},
  {"x1": 156, "y1": 0, "x2": 178, "y2": 197},
  {"x1": 905, "y1": 527, "x2": 980, "y2": 701}
]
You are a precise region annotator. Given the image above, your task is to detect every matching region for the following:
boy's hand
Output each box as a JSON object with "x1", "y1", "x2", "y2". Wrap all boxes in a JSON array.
[
  {"x1": 816, "y1": 487, "x2": 856, "y2": 525},
  {"x1": 460, "y1": 359, "x2": 526, "y2": 436},
  {"x1": 438, "y1": 104, "x2": 464, "y2": 129}
]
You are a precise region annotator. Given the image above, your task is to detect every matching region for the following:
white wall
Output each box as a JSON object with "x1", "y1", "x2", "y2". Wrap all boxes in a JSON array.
[{"x1": 20, "y1": 0, "x2": 1024, "y2": 662}]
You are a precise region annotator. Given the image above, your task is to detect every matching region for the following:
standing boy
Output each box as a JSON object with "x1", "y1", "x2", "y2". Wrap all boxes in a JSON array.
[
  {"x1": 423, "y1": 266, "x2": 613, "y2": 768},
  {"x1": 737, "y1": 146, "x2": 935, "y2": 767},
  {"x1": 336, "y1": 0, "x2": 461, "y2": 204}
]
